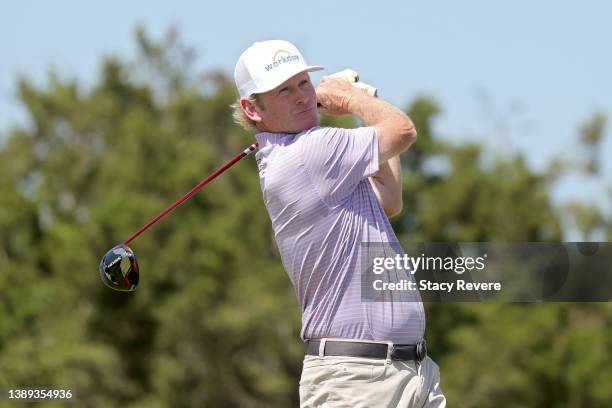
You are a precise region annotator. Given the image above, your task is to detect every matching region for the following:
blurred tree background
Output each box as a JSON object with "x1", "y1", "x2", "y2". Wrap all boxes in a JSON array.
[{"x1": 0, "y1": 28, "x2": 610, "y2": 407}]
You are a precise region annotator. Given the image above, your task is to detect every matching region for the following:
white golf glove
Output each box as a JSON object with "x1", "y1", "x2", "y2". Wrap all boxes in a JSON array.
[{"x1": 329, "y1": 69, "x2": 378, "y2": 97}]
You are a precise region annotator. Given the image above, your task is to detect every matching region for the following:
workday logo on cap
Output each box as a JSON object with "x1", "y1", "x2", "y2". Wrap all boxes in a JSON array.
[
  {"x1": 234, "y1": 40, "x2": 324, "y2": 97},
  {"x1": 264, "y1": 50, "x2": 301, "y2": 72}
]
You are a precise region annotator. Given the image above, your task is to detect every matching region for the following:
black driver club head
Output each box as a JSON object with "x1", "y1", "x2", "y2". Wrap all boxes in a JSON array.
[{"x1": 99, "y1": 244, "x2": 139, "y2": 291}]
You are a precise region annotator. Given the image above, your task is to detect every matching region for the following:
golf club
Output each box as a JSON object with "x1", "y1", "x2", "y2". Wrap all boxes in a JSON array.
[
  {"x1": 98, "y1": 143, "x2": 258, "y2": 291},
  {"x1": 99, "y1": 72, "x2": 377, "y2": 291}
]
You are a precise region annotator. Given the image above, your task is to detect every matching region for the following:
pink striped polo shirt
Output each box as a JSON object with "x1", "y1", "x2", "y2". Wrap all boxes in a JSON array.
[{"x1": 255, "y1": 126, "x2": 425, "y2": 344}]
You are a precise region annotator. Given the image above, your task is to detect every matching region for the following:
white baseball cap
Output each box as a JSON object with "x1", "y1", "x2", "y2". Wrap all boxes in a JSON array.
[{"x1": 234, "y1": 40, "x2": 324, "y2": 97}]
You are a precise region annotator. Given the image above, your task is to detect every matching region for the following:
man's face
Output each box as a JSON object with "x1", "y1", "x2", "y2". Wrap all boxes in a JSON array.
[{"x1": 247, "y1": 72, "x2": 319, "y2": 134}]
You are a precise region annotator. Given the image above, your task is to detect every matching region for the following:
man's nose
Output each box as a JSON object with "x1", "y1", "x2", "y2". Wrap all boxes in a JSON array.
[{"x1": 295, "y1": 89, "x2": 310, "y2": 105}]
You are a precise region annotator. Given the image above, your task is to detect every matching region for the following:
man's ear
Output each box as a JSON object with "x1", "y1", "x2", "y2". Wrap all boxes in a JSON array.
[{"x1": 241, "y1": 97, "x2": 263, "y2": 123}]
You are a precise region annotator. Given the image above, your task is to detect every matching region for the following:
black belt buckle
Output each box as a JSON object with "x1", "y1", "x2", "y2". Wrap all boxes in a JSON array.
[
  {"x1": 390, "y1": 339, "x2": 427, "y2": 362},
  {"x1": 415, "y1": 339, "x2": 427, "y2": 362}
]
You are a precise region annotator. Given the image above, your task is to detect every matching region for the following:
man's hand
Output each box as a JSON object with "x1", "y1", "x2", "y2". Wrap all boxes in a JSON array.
[{"x1": 315, "y1": 77, "x2": 366, "y2": 116}]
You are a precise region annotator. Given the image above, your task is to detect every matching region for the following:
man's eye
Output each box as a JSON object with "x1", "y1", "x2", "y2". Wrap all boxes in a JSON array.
[
  {"x1": 299, "y1": 80, "x2": 310, "y2": 87},
  {"x1": 279, "y1": 88, "x2": 289, "y2": 95}
]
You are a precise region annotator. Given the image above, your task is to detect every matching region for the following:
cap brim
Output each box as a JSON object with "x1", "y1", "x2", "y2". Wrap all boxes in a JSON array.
[{"x1": 252, "y1": 65, "x2": 324, "y2": 95}]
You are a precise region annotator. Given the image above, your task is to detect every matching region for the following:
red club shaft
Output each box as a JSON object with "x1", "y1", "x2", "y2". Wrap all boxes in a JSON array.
[{"x1": 123, "y1": 143, "x2": 258, "y2": 246}]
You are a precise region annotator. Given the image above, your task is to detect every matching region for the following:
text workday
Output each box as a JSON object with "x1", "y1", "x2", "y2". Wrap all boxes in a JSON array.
[{"x1": 264, "y1": 53, "x2": 300, "y2": 71}]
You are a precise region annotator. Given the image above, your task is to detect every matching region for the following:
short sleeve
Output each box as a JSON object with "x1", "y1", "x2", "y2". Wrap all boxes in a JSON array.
[{"x1": 300, "y1": 126, "x2": 379, "y2": 206}]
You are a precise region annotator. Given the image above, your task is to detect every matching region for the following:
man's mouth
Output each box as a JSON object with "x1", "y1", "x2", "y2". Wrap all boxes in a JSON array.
[{"x1": 296, "y1": 106, "x2": 315, "y2": 115}]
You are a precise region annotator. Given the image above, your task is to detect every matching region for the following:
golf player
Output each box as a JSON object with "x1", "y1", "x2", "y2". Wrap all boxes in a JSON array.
[{"x1": 233, "y1": 40, "x2": 445, "y2": 407}]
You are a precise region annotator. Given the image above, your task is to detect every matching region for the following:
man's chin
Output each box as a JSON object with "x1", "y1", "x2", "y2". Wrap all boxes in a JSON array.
[
  {"x1": 286, "y1": 117, "x2": 319, "y2": 134},
  {"x1": 266, "y1": 116, "x2": 319, "y2": 134},
  {"x1": 300, "y1": 115, "x2": 320, "y2": 132}
]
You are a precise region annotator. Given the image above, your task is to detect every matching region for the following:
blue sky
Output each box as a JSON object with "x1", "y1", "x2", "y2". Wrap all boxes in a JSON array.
[{"x1": 2, "y1": 0, "x2": 610, "y2": 228}]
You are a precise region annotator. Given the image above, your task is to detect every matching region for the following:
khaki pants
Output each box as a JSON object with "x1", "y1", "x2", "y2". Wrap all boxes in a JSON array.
[{"x1": 299, "y1": 353, "x2": 445, "y2": 407}]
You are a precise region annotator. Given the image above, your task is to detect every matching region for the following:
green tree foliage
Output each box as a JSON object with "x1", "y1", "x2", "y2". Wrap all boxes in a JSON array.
[
  {"x1": 0, "y1": 28, "x2": 610, "y2": 407},
  {"x1": 579, "y1": 111, "x2": 606, "y2": 175},
  {"x1": 396, "y1": 97, "x2": 562, "y2": 242},
  {"x1": 561, "y1": 112, "x2": 610, "y2": 241},
  {"x1": 393, "y1": 99, "x2": 612, "y2": 407}
]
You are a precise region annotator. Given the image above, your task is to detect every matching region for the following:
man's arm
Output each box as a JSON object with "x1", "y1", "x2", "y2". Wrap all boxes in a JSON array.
[
  {"x1": 316, "y1": 77, "x2": 416, "y2": 216},
  {"x1": 357, "y1": 98, "x2": 411, "y2": 216},
  {"x1": 368, "y1": 156, "x2": 403, "y2": 217},
  {"x1": 346, "y1": 92, "x2": 417, "y2": 165}
]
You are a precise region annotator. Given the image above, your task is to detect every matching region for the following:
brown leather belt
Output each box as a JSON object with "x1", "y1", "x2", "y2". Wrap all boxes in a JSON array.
[{"x1": 306, "y1": 339, "x2": 427, "y2": 362}]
